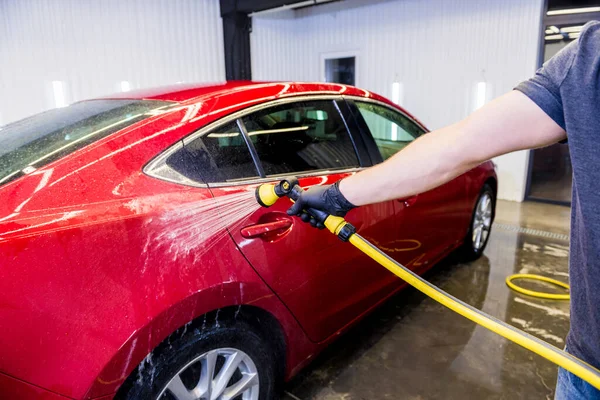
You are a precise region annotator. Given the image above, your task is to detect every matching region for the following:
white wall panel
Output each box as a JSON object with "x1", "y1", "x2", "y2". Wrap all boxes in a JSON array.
[
  {"x1": 251, "y1": 0, "x2": 544, "y2": 201},
  {"x1": 0, "y1": 0, "x2": 225, "y2": 123}
]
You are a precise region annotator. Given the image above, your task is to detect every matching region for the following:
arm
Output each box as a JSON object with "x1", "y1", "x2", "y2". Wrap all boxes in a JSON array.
[
  {"x1": 340, "y1": 90, "x2": 566, "y2": 206},
  {"x1": 287, "y1": 90, "x2": 566, "y2": 220}
]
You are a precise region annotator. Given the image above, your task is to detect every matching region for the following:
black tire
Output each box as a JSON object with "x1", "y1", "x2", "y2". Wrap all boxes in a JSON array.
[
  {"x1": 116, "y1": 316, "x2": 280, "y2": 400},
  {"x1": 458, "y1": 183, "x2": 495, "y2": 261}
]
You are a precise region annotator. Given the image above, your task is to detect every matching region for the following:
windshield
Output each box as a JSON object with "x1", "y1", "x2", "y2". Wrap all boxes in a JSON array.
[{"x1": 0, "y1": 99, "x2": 170, "y2": 186}]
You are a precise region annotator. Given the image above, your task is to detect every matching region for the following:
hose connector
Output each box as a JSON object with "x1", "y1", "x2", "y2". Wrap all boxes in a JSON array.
[{"x1": 323, "y1": 215, "x2": 356, "y2": 242}]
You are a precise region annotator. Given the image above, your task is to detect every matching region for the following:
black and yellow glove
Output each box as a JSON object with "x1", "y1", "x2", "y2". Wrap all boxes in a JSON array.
[{"x1": 286, "y1": 181, "x2": 356, "y2": 228}]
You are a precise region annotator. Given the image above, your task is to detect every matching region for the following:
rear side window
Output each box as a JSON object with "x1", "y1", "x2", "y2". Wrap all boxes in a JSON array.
[
  {"x1": 241, "y1": 100, "x2": 359, "y2": 176},
  {"x1": 355, "y1": 102, "x2": 424, "y2": 160},
  {"x1": 166, "y1": 121, "x2": 259, "y2": 183},
  {"x1": 0, "y1": 99, "x2": 169, "y2": 186}
]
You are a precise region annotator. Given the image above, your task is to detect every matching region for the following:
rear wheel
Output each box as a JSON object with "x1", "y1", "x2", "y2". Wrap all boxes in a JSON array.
[
  {"x1": 117, "y1": 318, "x2": 279, "y2": 400},
  {"x1": 458, "y1": 184, "x2": 495, "y2": 261}
]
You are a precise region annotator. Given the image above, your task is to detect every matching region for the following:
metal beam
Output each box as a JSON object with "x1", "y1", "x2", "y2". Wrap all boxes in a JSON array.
[
  {"x1": 220, "y1": 0, "x2": 314, "y2": 16},
  {"x1": 222, "y1": 10, "x2": 252, "y2": 80}
]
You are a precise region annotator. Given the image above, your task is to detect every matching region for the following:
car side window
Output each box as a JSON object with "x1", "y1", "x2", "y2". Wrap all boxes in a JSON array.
[
  {"x1": 166, "y1": 121, "x2": 259, "y2": 183},
  {"x1": 355, "y1": 102, "x2": 424, "y2": 160},
  {"x1": 241, "y1": 100, "x2": 359, "y2": 176}
]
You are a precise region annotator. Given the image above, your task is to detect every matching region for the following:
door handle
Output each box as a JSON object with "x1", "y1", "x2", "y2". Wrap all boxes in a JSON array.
[
  {"x1": 241, "y1": 219, "x2": 293, "y2": 239},
  {"x1": 397, "y1": 195, "x2": 418, "y2": 207}
]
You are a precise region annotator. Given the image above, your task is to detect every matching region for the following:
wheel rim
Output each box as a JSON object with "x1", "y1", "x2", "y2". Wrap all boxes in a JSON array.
[
  {"x1": 472, "y1": 192, "x2": 492, "y2": 252},
  {"x1": 157, "y1": 348, "x2": 259, "y2": 400}
]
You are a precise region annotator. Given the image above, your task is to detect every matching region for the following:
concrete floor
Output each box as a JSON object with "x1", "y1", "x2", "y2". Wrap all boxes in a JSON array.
[{"x1": 284, "y1": 200, "x2": 571, "y2": 400}]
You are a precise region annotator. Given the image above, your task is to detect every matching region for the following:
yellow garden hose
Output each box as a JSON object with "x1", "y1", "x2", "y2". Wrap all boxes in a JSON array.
[
  {"x1": 321, "y1": 215, "x2": 600, "y2": 390},
  {"x1": 255, "y1": 179, "x2": 600, "y2": 390},
  {"x1": 506, "y1": 273, "x2": 570, "y2": 300}
]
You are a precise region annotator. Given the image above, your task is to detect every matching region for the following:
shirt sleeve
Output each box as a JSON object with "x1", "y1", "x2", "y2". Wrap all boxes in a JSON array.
[{"x1": 514, "y1": 34, "x2": 579, "y2": 131}]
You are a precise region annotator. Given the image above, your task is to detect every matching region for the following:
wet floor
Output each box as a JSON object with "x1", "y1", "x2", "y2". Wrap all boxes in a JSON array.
[{"x1": 283, "y1": 200, "x2": 571, "y2": 400}]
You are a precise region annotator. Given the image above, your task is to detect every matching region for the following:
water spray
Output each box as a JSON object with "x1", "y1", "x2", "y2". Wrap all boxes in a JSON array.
[{"x1": 255, "y1": 177, "x2": 600, "y2": 390}]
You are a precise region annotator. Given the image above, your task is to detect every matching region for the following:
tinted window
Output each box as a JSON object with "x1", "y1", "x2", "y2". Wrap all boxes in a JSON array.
[
  {"x1": 166, "y1": 121, "x2": 259, "y2": 183},
  {"x1": 0, "y1": 99, "x2": 169, "y2": 186},
  {"x1": 241, "y1": 101, "x2": 359, "y2": 176},
  {"x1": 356, "y1": 102, "x2": 424, "y2": 160}
]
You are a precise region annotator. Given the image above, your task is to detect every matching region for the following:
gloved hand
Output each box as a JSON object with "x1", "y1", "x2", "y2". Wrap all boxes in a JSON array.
[{"x1": 287, "y1": 181, "x2": 356, "y2": 228}]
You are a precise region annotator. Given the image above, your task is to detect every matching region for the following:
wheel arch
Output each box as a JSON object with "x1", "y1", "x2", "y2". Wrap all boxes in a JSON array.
[
  {"x1": 84, "y1": 281, "x2": 296, "y2": 399},
  {"x1": 483, "y1": 176, "x2": 498, "y2": 222},
  {"x1": 466, "y1": 162, "x2": 497, "y2": 211},
  {"x1": 113, "y1": 304, "x2": 287, "y2": 399},
  {"x1": 484, "y1": 176, "x2": 498, "y2": 198}
]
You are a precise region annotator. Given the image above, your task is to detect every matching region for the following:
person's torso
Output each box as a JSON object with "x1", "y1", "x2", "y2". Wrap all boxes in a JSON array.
[{"x1": 559, "y1": 21, "x2": 600, "y2": 367}]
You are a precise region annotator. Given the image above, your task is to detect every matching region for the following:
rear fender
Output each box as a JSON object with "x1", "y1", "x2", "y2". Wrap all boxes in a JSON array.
[{"x1": 84, "y1": 281, "x2": 314, "y2": 399}]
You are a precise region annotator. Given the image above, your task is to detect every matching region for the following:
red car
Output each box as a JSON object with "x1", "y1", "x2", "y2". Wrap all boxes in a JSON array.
[{"x1": 0, "y1": 82, "x2": 496, "y2": 400}]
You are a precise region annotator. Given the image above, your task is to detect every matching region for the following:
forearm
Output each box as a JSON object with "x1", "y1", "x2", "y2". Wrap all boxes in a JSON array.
[
  {"x1": 340, "y1": 122, "x2": 476, "y2": 205},
  {"x1": 339, "y1": 91, "x2": 566, "y2": 206}
]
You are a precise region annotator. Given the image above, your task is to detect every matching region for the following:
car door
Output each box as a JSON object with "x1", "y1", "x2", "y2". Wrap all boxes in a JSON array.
[
  {"x1": 348, "y1": 100, "x2": 469, "y2": 270},
  {"x1": 201, "y1": 98, "x2": 402, "y2": 343}
]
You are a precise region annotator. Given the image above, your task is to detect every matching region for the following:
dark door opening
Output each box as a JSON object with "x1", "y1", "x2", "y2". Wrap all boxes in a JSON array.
[
  {"x1": 325, "y1": 57, "x2": 356, "y2": 86},
  {"x1": 527, "y1": 14, "x2": 594, "y2": 205},
  {"x1": 528, "y1": 33, "x2": 574, "y2": 204}
]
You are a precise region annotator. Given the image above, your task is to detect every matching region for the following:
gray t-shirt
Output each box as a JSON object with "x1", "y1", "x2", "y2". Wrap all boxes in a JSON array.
[{"x1": 516, "y1": 21, "x2": 600, "y2": 368}]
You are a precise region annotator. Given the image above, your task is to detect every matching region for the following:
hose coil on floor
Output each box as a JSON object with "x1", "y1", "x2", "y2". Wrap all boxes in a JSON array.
[{"x1": 506, "y1": 274, "x2": 570, "y2": 300}]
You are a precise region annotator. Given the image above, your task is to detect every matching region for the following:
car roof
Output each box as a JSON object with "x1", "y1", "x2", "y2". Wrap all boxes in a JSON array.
[
  {"x1": 98, "y1": 81, "x2": 381, "y2": 103},
  {"x1": 96, "y1": 81, "x2": 425, "y2": 129}
]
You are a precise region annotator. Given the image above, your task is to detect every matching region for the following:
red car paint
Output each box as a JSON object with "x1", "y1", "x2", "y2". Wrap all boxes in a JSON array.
[{"x1": 0, "y1": 82, "x2": 496, "y2": 399}]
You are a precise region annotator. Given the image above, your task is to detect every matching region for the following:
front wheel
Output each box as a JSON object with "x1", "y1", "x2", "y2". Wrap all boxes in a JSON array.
[{"x1": 458, "y1": 184, "x2": 495, "y2": 261}]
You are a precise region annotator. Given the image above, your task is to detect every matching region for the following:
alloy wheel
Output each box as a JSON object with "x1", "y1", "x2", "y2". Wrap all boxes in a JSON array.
[
  {"x1": 157, "y1": 348, "x2": 259, "y2": 400},
  {"x1": 472, "y1": 192, "x2": 492, "y2": 251}
]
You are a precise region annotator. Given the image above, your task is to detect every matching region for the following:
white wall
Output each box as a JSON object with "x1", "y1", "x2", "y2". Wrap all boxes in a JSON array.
[
  {"x1": 251, "y1": 0, "x2": 544, "y2": 201},
  {"x1": 0, "y1": 0, "x2": 225, "y2": 124}
]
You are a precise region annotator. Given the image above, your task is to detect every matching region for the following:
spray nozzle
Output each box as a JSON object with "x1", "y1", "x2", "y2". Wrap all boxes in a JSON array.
[
  {"x1": 255, "y1": 177, "x2": 299, "y2": 208},
  {"x1": 255, "y1": 177, "x2": 329, "y2": 224}
]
